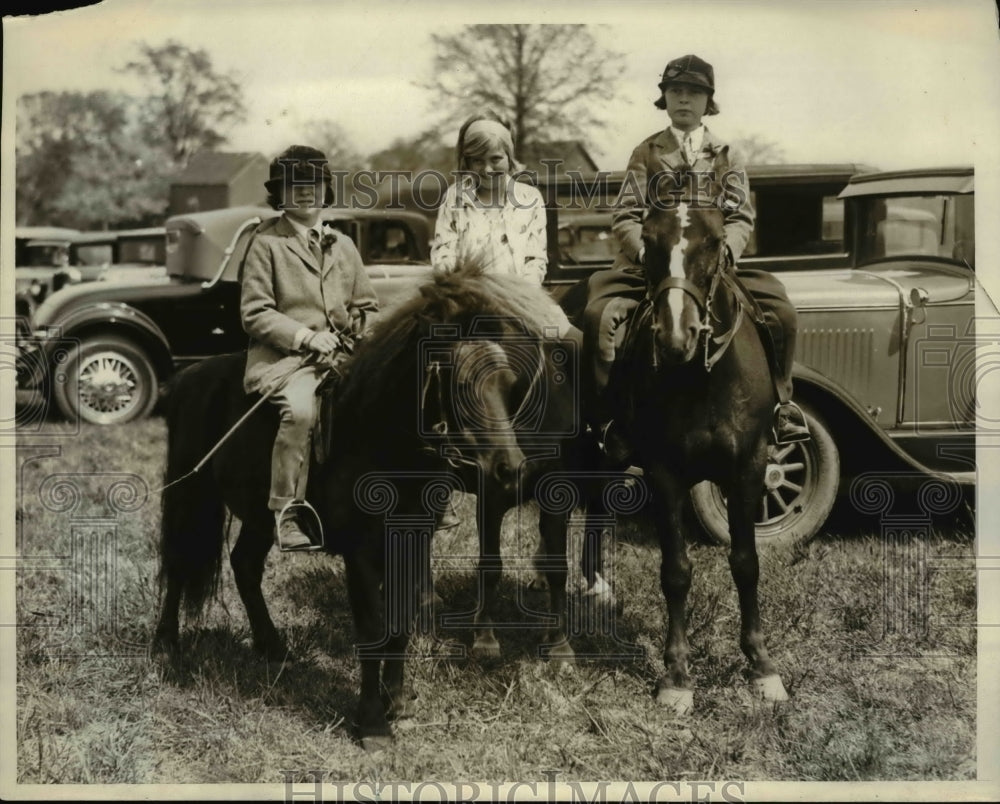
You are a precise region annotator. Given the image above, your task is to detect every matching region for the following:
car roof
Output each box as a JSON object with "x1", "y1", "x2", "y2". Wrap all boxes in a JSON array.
[
  {"x1": 165, "y1": 205, "x2": 431, "y2": 229},
  {"x1": 534, "y1": 163, "x2": 873, "y2": 188},
  {"x1": 839, "y1": 166, "x2": 974, "y2": 198},
  {"x1": 73, "y1": 227, "x2": 165, "y2": 243},
  {"x1": 15, "y1": 226, "x2": 81, "y2": 244}
]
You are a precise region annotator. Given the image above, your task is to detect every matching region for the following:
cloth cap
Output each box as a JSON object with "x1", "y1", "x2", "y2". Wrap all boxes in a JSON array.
[{"x1": 654, "y1": 54, "x2": 720, "y2": 115}]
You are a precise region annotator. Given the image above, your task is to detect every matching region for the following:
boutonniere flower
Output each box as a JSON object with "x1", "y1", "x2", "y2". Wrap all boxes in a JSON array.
[{"x1": 320, "y1": 231, "x2": 338, "y2": 253}]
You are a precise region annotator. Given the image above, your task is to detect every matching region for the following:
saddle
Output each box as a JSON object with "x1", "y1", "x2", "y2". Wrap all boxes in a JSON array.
[
  {"x1": 595, "y1": 272, "x2": 784, "y2": 424},
  {"x1": 312, "y1": 349, "x2": 354, "y2": 466}
]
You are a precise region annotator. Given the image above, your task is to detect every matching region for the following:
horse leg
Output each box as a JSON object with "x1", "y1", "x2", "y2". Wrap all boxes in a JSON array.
[
  {"x1": 580, "y1": 477, "x2": 615, "y2": 607},
  {"x1": 151, "y1": 572, "x2": 183, "y2": 661},
  {"x1": 344, "y1": 548, "x2": 393, "y2": 749},
  {"x1": 538, "y1": 508, "x2": 574, "y2": 664},
  {"x1": 230, "y1": 517, "x2": 286, "y2": 661},
  {"x1": 649, "y1": 466, "x2": 694, "y2": 714},
  {"x1": 726, "y1": 472, "x2": 789, "y2": 702},
  {"x1": 472, "y1": 489, "x2": 503, "y2": 659}
]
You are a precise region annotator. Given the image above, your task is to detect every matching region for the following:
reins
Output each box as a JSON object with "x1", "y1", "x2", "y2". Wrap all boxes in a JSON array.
[
  {"x1": 418, "y1": 336, "x2": 546, "y2": 469},
  {"x1": 648, "y1": 242, "x2": 747, "y2": 372},
  {"x1": 146, "y1": 333, "x2": 354, "y2": 499}
]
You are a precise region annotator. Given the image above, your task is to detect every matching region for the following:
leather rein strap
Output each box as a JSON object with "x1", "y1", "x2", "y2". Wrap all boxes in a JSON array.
[
  {"x1": 648, "y1": 244, "x2": 757, "y2": 372},
  {"x1": 418, "y1": 339, "x2": 545, "y2": 467}
]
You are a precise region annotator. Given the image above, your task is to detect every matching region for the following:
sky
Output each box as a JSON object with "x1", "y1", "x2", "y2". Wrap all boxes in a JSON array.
[{"x1": 3, "y1": 0, "x2": 999, "y2": 172}]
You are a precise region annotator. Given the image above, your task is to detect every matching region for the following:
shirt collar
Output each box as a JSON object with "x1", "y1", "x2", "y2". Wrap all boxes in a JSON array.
[
  {"x1": 284, "y1": 213, "x2": 323, "y2": 241},
  {"x1": 669, "y1": 124, "x2": 705, "y2": 153},
  {"x1": 457, "y1": 173, "x2": 512, "y2": 208}
]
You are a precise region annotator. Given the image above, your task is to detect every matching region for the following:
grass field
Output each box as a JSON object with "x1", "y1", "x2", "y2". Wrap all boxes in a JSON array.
[{"x1": 13, "y1": 416, "x2": 977, "y2": 785}]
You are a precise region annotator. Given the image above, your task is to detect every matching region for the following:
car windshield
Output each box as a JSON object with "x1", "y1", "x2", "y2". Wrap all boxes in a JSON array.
[{"x1": 857, "y1": 193, "x2": 974, "y2": 269}]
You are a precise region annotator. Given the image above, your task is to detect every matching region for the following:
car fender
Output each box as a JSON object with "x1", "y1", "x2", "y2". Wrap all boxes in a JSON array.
[
  {"x1": 40, "y1": 301, "x2": 174, "y2": 378},
  {"x1": 791, "y1": 363, "x2": 974, "y2": 486}
]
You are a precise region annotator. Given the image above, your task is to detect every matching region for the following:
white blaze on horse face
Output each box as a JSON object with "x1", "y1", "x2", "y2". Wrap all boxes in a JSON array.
[{"x1": 667, "y1": 201, "x2": 691, "y2": 340}]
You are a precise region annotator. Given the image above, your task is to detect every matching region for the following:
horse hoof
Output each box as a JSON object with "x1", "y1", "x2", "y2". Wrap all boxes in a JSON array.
[
  {"x1": 256, "y1": 641, "x2": 290, "y2": 663},
  {"x1": 361, "y1": 734, "x2": 394, "y2": 752},
  {"x1": 471, "y1": 637, "x2": 501, "y2": 660},
  {"x1": 656, "y1": 686, "x2": 694, "y2": 715},
  {"x1": 753, "y1": 674, "x2": 789, "y2": 702},
  {"x1": 149, "y1": 633, "x2": 178, "y2": 663},
  {"x1": 581, "y1": 572, "x2": 612, "y2": 598},
  {"x1": 385, "y1": 698, "x2": 417, "y2": 720},
  {"x1": 545, "y1": 640, "x2": 576, "y2": 666}
]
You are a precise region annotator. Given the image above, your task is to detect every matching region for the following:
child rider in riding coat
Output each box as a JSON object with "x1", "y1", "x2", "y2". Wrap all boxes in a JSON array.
[
  {"x1": 240, "y1": 145, "x2": 379, "y2": 551},
  {"x1": 582, "y1": 54, "x2": 810, "y2": 461}
]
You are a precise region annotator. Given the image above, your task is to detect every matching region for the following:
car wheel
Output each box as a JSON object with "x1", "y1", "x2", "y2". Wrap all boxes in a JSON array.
[
  {"x1": 689, "y1": 402, "x2": 840, "y2": 547},
  {"x1": 53, "y1": 334, "x2": 159, "y2": 425}
]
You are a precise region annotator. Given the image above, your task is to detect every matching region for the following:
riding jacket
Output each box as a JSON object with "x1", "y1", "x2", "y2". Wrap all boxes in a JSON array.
[
  {"x1": 611, "y1": 126, "x2": 755, "y2": 273},
  {"x1": 240, "y1": 215, "x2": 378, "y2": 394}
]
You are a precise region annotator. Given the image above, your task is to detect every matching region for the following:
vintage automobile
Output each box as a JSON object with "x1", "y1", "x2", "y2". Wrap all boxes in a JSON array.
[
  {"x1": 70, "y1": 227, "x2": 169, "y2": 283},
  {"x1": 17, "y1": 207, "x2": 433, "y2": 426},
  {"x1": 688, "y1": 166, "x2": 977, "y2": 544},
  {"x1": 14, "y1": 226, "x2": 84, "y2": 325},
  {"x1": 16, "y1": 165, "x2": 977, "y2": 547}
]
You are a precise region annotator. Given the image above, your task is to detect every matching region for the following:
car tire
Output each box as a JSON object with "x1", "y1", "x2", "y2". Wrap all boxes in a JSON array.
[
  {"x1": 689, "y1": 401, "x2": 840, "y2": 547},
  {"x1": 53, "y1": 334, "x2": 159, "y2": 425}
]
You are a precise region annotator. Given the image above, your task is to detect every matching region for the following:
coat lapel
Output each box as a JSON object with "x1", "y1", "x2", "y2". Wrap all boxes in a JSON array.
[
  {"x1": 694, "y1": 127, "x2": 728, "y2": 169},
  {"x1": 652, "y1": 129, "x2": 689, "y2": 172},
  {"x1": 274, "y1": 216, "x2": 321, "y2": 274}
]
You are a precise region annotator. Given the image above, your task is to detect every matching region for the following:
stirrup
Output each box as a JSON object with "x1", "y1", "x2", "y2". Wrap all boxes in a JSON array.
[
  {"x1": 276, "y1": 499, "x2": 325, "y2": 552},
  {"x1": 772, "y1": 402, "x2": 811, "y2": 445}
]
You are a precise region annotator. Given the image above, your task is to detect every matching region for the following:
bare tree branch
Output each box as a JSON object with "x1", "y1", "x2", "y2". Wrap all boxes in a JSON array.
[{"x1": 423, "y1": 24, "x2": 624, "y2": 160}]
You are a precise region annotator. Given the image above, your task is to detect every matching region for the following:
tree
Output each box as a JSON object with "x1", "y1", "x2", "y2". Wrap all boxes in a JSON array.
[
  {"x1": 300, "y1": 119, "x2": 366, "y2": 172},
  {"x1": 121, "y1": 40, "x2": 247, "y2": 168},
  {"x1": 425, "y1": 25, "x2": 624, "y2": 160},
  {"x1": 730, "y1": 133, "x2": 786, "y2": 166},
  {"x1": 15, "y1": 91, "x2": 171, "y2": 228},
  {"x1": 368, "y1": 128, "x2": 453, "y2": 175}
]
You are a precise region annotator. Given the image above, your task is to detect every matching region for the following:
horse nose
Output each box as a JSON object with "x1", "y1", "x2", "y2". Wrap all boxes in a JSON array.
[
  {"x1": 491, "y1": 455, "x2": 520, "y2": 493},
  {"x1": 655, "y1": 322, "x2": 699, "y2": 363}
]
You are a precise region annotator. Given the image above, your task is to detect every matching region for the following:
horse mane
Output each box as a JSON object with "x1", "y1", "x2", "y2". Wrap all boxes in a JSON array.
[{"x1": 332, "y1": 266, "x2": 556, "y2": 432}]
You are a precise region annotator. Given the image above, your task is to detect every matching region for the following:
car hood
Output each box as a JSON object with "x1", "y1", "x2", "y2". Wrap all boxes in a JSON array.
[
  {"x1": 32, "y1": 276, "x2": 206, "y2": 327},
  {"x1": 781, "y1": 262, "x2": 975, "y2": 310}
]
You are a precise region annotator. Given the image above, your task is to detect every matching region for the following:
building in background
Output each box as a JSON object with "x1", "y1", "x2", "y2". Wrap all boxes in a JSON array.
[{"x1": 168, "y1": 152, "x2": 269, "y2": 216}]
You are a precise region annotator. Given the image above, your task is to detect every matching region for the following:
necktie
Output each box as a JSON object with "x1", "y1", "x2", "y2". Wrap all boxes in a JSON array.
[
  {"x1": 683, "y1": 132, "x2": 696, "y2": 165},
  {"x1": 308, "y1": 229, "x2": 324, "y2": 268}
]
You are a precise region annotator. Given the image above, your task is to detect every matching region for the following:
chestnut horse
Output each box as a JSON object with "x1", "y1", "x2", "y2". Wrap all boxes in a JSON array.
[{"x1": 576, "y1": 202, "x2": 788, "y2": 711}]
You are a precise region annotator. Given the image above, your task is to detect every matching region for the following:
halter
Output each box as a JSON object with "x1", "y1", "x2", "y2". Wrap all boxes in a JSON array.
[
  {"x1": 418, "y1": 339, "x2": 545, "y2": 469},
  {"x1": 648, "y1": 239, "x2": 745, "y2": 372}
]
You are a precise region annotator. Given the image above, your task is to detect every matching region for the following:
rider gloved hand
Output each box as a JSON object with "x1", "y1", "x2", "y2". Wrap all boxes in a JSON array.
[{"x1": 306, "y1": 330, "x2": 340, "y2": 356}]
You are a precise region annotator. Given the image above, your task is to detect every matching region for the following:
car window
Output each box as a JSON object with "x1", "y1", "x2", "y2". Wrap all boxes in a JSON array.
[
  {"x1": 744, "y1": 190, "x2": 846, "y2": 258},
  {"x1": 858, "y1": 194, "x2": 974, "y2": 268},
  {"x1": 558, "y1": 223, "x2": 617, "y2": 265},
  {"x1": 118, "y1": 239, "x2": 164, "y2": 264},
  {"x1": 368, "y1": 221, "x2": 415, "y2": 262},
  {"x1": 74, "y1": 244, "x2": 114, "y2": 266}
]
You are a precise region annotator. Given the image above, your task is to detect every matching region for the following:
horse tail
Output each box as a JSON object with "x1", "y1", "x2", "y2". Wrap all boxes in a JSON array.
[{"x1": 159, "y1": 354, "x2": 239, "y2": 617}]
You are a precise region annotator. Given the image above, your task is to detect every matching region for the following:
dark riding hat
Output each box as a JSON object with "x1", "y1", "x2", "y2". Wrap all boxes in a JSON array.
[
  {"x1": 264, "y1": 145, "x2": 335, "y2": 207},
  {"x1": 654, "y1": 54, "x2": 720, "y2": 115}
]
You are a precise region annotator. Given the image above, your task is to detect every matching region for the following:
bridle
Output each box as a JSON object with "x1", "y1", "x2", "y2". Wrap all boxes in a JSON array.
[
  {"x1": 418, "y1": 338, "x2": 546, "y2": 469},
  {"x1": 647, "y1": 239, "x2": 745, "y2": 372}
]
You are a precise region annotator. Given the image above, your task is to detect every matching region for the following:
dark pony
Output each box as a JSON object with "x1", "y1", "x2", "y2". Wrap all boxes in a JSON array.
[
  {"x1": 153, "y1": 268, "x2": 544, "y2": 748},
  {"x1": 578, "y1": 202, "x2": 789, "y2": 711},
  {"x1": 430, "y1": 277, "x2": 607, "y2": 665}
]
